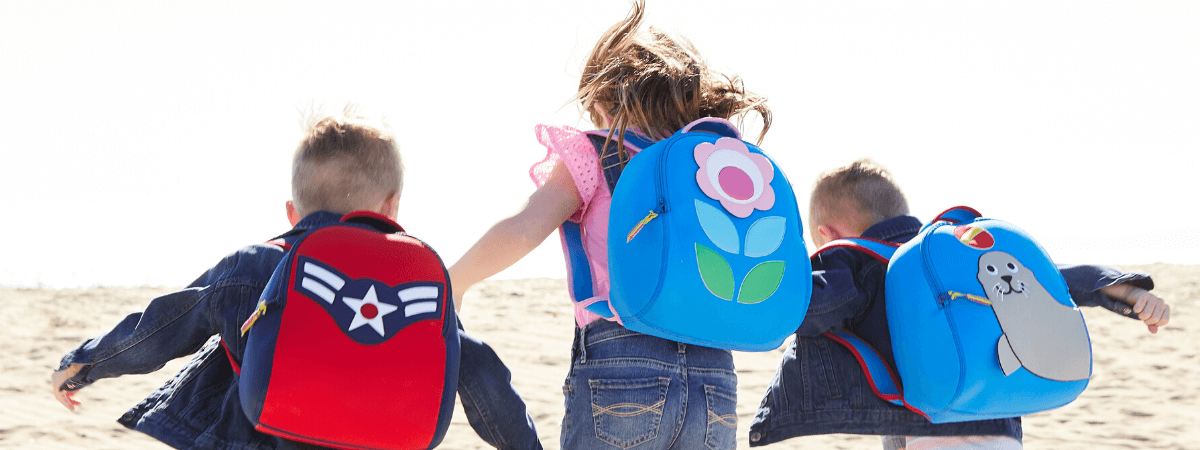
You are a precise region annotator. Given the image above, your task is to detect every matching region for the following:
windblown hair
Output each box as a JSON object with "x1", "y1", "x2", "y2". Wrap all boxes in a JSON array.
[
  {"x1": 810, "y1": 158, "x2": 909, "y2": 233},
  {"x1": 575, "y1": 0, "x2": 771, "y2": 165},
  {"x1": 291, "y1": 110, "x2": 403, "y2": 217}
]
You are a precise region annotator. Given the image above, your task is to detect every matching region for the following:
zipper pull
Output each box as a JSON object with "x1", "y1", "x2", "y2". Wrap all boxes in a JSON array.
[
  {"x1": 626, "y1": 210, "x2": 660, "y2": 243},
  {"x1": 240, "y1": 300, "x2": 269, "y2": 336},
  {"x1": 946, "y1": 291, "x2": 992, "y2": 306},
  {"x1": 936, "y1": 292, "x2": 951, "y2": 307}
]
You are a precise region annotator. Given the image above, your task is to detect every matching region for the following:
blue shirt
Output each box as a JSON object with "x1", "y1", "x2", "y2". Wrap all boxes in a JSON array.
[{"x1": 748, "y1": 215, "x2": 1153, "y2": 446}]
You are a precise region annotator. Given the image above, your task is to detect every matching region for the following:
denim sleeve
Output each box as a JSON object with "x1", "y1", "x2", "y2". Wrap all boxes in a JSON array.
[
  {"x1": 1058, "y1": 264, "x2": 1154, "y2": 320},
  {"x1": 55, "y1": 253, "x2": 244, "y2": 391},
  {"x1": 794, "y1": 251, "x2": 873, "y2": 337}
]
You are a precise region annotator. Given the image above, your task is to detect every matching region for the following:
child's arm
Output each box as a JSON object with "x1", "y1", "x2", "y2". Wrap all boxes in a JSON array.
[
  {"x1": 449, "y1": 161, "x2": 582, "y2": 311},
  {"x1": 1098, "y1": 283, "x2": 1171, "y2": 333},
  {"x1": 1058, "y1": 264, "x2": 1169, "y2": 333}
]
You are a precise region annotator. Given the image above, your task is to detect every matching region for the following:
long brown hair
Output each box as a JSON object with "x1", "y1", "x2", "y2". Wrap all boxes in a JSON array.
[{"x1": 575, "y1": 0, "x2": 772, "y2": 166}]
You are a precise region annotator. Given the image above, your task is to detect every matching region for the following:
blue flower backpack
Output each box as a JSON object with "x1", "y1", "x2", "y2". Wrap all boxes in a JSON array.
[
  {"x1": 818, "y1": 206, "x2": 1092, "y2": 423},
  {"x1": 560, "y1": 118, "x2": 811, "y2": 351}
]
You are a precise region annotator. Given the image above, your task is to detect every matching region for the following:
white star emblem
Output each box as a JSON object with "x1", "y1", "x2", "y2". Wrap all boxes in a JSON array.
[{"x1": 341, "y1": 285, "x2": 399, "y2": 336}]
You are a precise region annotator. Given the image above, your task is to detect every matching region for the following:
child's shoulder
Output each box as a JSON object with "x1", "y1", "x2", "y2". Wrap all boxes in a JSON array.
[
  {"x1": 534, "y1": 124, "x2": 593, "y2": 150},
  {"x1": 192, "y1": 242, "x2": 289, "y2": 288}
]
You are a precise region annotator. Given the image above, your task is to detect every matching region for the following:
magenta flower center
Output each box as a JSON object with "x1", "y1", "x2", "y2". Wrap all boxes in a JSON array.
[
  {"x1": 718, "y1": 166, "x2": 755, "y2": 201},
  {"x1": 361, "y1": 303, "x2": 379, "y2": 319}
]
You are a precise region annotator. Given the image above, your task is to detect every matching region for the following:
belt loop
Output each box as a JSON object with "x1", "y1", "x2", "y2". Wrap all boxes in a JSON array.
[
  {"x1": 579, "y1": 325, "x2": 588, "y2": 364},
  {"x1": 677, "y1": 342, "x2": 686, "y2": 354}
]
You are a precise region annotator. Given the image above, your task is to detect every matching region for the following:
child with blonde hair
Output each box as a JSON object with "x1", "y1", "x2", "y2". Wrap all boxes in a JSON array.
[
  {"x1": 749, "y1": 158, "x2": 1171, "y2": 449},
  {"x1": 51, "y1": 110, "x2": 541, "y2": 450},
  {"x1": 449, "y1": 2, "x2": 769, "y2": 448}
]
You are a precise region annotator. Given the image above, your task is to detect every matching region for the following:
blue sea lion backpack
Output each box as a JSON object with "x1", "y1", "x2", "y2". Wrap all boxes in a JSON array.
[
  {"x1": 818, "y1": 206, "x2": 1092, "y2": 423},
  {"x1": 563, "y1": 118, "x2": 811, "y2": 351}
]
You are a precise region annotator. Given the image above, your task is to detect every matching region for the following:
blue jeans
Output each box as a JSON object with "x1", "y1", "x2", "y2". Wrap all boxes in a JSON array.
[
  {"x1": 561, "y1": 320, "x2": 738, "y2": 450},
  {"x1": 458, "y1": 325, "x2": 544, "y2": 450}
]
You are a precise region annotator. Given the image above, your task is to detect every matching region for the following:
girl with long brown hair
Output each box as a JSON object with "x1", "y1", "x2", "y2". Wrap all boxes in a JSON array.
[{"x1": 450, "y1": 2, "x2": 771, "y2": 448}]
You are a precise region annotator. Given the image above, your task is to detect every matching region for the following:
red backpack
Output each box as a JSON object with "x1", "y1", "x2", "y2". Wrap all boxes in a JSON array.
[{"x1": 233, "y1": 211, "x2": 458, "y2": 450}]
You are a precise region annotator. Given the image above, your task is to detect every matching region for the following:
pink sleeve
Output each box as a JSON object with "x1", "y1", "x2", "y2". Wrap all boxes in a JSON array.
[{"x1": 530, "y1": 125, "x2": 602, "y2": 223}]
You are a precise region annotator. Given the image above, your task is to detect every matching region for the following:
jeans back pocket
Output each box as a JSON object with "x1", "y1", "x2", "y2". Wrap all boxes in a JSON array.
[
  {"x1": 703, "y1": 384, "x2": 737, "y2": 450},
  {"x1": 588, "y1": 377, "x2": 671, "y2": 449}
]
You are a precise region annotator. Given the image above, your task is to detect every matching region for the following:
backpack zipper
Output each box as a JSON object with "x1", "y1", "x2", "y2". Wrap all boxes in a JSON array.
[
  {"x1": 638, "y1": 134, "x2": 679, "y2": 315},
  {"x1": 921, "y1": 222, "x2": 969, "y2": 411}
]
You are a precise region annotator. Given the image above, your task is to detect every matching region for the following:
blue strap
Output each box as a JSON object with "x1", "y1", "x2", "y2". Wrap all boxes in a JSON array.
[
  {"x1": 583, "y1": 301, "x2": 616, "y2": 319},
  {"x1": 813, "y1": 238, "x2": 899, "y2": 263},
  {"x1": 561, "y1": 221, "x2": 596, "y2": 304},
  {"x1": 824, "y1": 329, "x2": 904, "y2": 405},
  {"x1": 560, "y1": 130, "x2": 654, "y2": 320}
]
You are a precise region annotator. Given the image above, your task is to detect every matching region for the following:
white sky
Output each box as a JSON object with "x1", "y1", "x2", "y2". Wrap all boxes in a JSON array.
[{"x1": 2, "y1": 1, "x2": 1198, "y2": 288}]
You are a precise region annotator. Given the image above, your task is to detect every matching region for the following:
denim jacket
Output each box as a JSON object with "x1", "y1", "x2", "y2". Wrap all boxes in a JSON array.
[
  {"x1": 57, "y1": 211, "x2": 543, "y2": 450},
  {"x1": 748, "y1": 215, "x2": 1153, "y2": 446}
]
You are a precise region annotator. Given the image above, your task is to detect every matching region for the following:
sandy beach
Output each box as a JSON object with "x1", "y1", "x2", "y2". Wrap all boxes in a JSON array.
[{"x1": 3, "y1": 264, "x2": 1194, "y2": 449}]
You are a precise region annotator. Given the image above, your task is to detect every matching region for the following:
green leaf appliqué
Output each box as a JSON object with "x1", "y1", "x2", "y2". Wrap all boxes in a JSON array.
[
  {"x1": 736, "y1": 261, "x2": 785, "y2": 304},
  {"x1": 696, "y1": 243, "x2": 735, "y2": 301}
]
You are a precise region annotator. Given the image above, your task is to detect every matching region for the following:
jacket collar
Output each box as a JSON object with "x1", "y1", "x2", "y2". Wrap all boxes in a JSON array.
[
  {"x1": 860, "y1": 215, "x2": 923, "y2": 244},
  {"x1": 292, "y1": 210, "x2": 346, "y2": 232}
]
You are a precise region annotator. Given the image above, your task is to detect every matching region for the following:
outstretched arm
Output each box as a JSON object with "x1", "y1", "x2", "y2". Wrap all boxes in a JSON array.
[
  {"x1": 1058, "y1": 264, "x2": 1169, "y2": 334},
  {"x1": 449, "y1": 161, "x2": 582, "y2": 312},
  {"x1": 1099, "y1": 283, "x2": 1171, "y2": 334}
]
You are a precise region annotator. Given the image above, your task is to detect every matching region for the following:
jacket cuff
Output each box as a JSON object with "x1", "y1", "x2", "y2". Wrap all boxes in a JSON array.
[
  {"x1": 56, "y1": 347, "x2": 97, "y2": 391},
  {"x1": 1060, "y1": 264, "x2": 1153, "y2": 320}
]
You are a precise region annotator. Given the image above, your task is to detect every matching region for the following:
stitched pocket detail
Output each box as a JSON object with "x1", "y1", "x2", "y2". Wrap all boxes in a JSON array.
[
  {"x1": 588, "y1": 377, "x2": 670, "y2": 449},
  {"x1": 704, "y1": 384, "x2": 737, "y2": 450}
]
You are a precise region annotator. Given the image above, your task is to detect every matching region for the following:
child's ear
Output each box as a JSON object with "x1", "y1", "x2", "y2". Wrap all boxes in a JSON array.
[
  {"x1": 378, "y1": 192, "x2": 400, "y2": 220},
  {"x1": 286, "y1": 200, "x2": 301, "y2": 227},
  {"x1": 816, "y1": 224, "x2": 838, "y2": 245}
]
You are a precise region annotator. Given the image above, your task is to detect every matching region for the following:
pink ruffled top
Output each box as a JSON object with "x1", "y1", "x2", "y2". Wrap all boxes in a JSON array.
[{"x1": 529, "y1": 125, "x2": 642, "y2": 328}]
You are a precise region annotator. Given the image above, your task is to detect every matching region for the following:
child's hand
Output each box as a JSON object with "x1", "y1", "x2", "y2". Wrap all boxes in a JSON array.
[
  {"x1": 1130, "y1": 289, "x2": 1170, "y2": 334},
  {"x1": 50, "y1": 364, "x2": 84, "y2": 411}
]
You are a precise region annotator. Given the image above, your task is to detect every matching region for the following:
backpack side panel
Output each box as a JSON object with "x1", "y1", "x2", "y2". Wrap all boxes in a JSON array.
[
  {"x1": 242, "y1": 224, "x2": 458, "y2": 449},
  {"x1": 608, "y1": 131, "x2": 811, "y2": 351},
  {"x1": 240, "y1": 252, "x2": 293, "y2": 425},
  {"x1": 884, "y1": 236, "x2": 962, "y2": 417},
  {"x1": 606, "y1": 141, "x2": 667, "y2": 319}
]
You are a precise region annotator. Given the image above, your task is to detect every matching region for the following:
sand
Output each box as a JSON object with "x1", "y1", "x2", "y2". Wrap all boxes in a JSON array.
[{"x1": 2, "y1": 264, "x2": 1195, "y2": 449}]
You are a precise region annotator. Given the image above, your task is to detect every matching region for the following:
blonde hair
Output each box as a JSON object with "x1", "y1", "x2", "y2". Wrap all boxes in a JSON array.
[
  {"x1": 810, "y1": 158, "x2": 909, "y2": 233},
  {"x1": 291, "y1": 110, "x2": 403, "y2": 217},
  {"x1": 575, "y1": 0, "x2": 771, "y2": 164}
]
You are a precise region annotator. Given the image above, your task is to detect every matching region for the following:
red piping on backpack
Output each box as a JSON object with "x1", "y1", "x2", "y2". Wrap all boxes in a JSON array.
[
  {"x1": 811, "y1": 238, "x2": 899, "y2": 264},
  {"x1": 823, "y1": 330, "x2": 932, "y2": 421},
  {"x1": 932, "y1": 206, "x2": 982, "y2": 224},
  {"x1": 222, "y1": 339, "x2": 241, "y2": 376}
]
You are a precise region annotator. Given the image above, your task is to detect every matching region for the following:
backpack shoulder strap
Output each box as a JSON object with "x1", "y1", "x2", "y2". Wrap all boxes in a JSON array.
[
  {"x1": 823, "y1": 328, "x2": 932, "y2": 421},
  {"x1": 582, "y1": 130, "x2": 655, "y2": 193},
  {"x1": 823, "y1": 328, "x2": 903, "y2": 404},
  {"x1": 558, "y1": 130, "x2": 655, "y2": 322},
  {"x1": 813, "y1": 238, "x2": 901, "y2": 264}
]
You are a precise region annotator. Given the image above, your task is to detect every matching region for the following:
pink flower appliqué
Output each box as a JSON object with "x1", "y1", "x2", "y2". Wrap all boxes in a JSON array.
[{"x1": 694, "y1": 137, "x2": 775, "y2": 218}]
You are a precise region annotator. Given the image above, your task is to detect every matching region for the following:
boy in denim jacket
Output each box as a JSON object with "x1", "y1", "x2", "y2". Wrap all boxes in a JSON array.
[
  {"x1": 749, "y1": 158, "x2": 1170, "y2": 449},
  {"x1": 51, "y1": 113, "x2": 543, "y2": 450}
]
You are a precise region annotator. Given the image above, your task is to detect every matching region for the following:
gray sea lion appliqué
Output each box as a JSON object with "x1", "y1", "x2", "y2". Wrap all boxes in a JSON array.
[{"x1": 976, "y1": 251, "x2": 1091, "y2": 382}]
